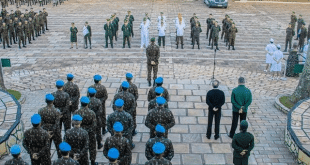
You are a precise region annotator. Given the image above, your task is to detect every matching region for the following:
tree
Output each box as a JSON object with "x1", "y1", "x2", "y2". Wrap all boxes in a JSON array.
[{"x1": 289, "y1": 45, "x2": 310, "y2": 103}]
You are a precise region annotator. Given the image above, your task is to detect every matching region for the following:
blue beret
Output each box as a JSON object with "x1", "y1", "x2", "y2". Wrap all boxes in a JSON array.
[
  {"x1": 93, "y1": 75, "x2": 102, "y2": 81},
  {"x1": 155, "y1": 77, "x2": 163, "y2": 84},
  {"x1": 45, "y1": 94, "x2": 54, "y2": 101},
  {"x1": 88, "y1": 88, "x2": 97, "y2": 94},
  {"x1": 156, "y1": 97, "x2": 166, "y2": 105},
  {"x1": 72, "y1": 114, "x2": 83, "y2": 121},
  {"x1": 56, "y1": 80, "x2": 65, "y2": 87},
  {"x1": 155, "y1": 124, "x2": 165, "y2": 133},
  {"x1": 31, "y1": 114, "x2": 41, "y2": 124},
  {"x1": 113, "y1": 122, "x2": 123, "y2": 132},
  {"x1": 152, "y1": 142, "x2": 165, "y2": 154},
  {"x1": 59, "y1": 142, "x2": 71, "y2": 152},
  {"x1": 126, "y1": 73, "x2": 133, "y2": 79},
  {"x1": 121, "y1": 81, "x2": 130, "y2": 88},
  {"x1": 67, "y1": 73, "x2": 74, "y2": 79},
  {"x1": 155, "y1": 87, "x2": 164, "y2": 94},
  {"x1": 80, "y1": 96, "x2": 90, "y2": 104},
  {"x1": 108, "y1": 148, "x2": 120, "y2": 159},
  {"x1": 10, "y1": 145, "x2": 21, "y2": 155},
  {"x1": 115, "y1": 99, "x2": 124, "y2": 107}
]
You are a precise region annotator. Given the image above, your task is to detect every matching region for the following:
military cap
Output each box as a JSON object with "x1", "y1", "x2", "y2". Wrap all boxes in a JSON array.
[
  {"x1": 270, "y1": 38, "x2": 274, "y2": 42},
  {"x1": 107, "y1": 19, "x2": 110, "y2": 21},
  {"x1": 160, "y1": 12, "x2": 163, "y2": 14},
  {"x1": 155, "y1": 77, "x2": 163, "y2": 84},
  {"x1": 128, "y1": 11, "x2": 131, "y2": 13},
  {"x1": 72, "y1": 114, "x2": 83, "y2": 121},
  {"x1": 300, "y1": 14, "x2": 302, "y2": 16},
  {"x1": 124, "y1": 19, "x2": 128, "y2": 22},
  {"x1": 85, "y1": 21, "x2": 88, "y2": 24},
  {"x1": 143, "y1": 18, "x2": 147, "y2": 21},
  {"x1": 59, "y1": 142, "x2": 71, "y2": 152},
  {"x1": 209, "y1": 13, "x2": 212, "y2": 15},
  {"x1": 152, "y1": 142, "x2": 165, "y2": 154},
  {"x1": 232, "y1": 22, "x2": 235, "y2": 24},
  {"x1": 193, "y1": 13, "x2": 196, "y2": 15},
  {"x1": 93, "y1": 74, "x2": 102, "y2": 81},
  {"x1": 113, "y1": 122, "x2": 123, "y2": 132},
  {"x1": 31, "y1": 114, "x2": 41, "y2": 124},
  {"x1": 121, "y1": 81, "x2": 130, "y2": 88},
  {"x1": 56, "y1": 80, "x2": 65, "y2": 87},
  {"x1": 302, "y1": 22, "x2": 305, "y2": 25},
  {"x1": 225, "y1": 14, "x2": 228, "y2": 16},
  {"x1": 240, "y1": 120, "x2": 248, "y2": 130},
  {"x1": 156, "y1": 97, "x2": 166, "y2": 105},
  {"x1": 45, "y1": 94, "x2": 54, "y2": 101},
  {"x1": 25, "y1": 9, "x2": 28, "y2": 11},
  {"x1": 108, "y1": 148, "x2": 120, "y2": 159},
  {"x1": 126, "y1": 72, "x2": 133, "y2": 79},
  {"x1": 115, "y1": 99, "x2": 124, "y2": 108},
  {"x1": 10, "y1": 145, "x2": 21, "y2": 155},
  {"x1": 80, "y1": 96, "x2": 90, "y2": 104},
  {"x1": 71, "y1": 22, "x2": 74, "y2": 24},
  {"x1": 39, "y1": 10, "x2": 42, "y2": 13},
  {"x1": 88, "y1": 88, "x2": 96, "y2": 94},
  {"x1": 276, "y1": 44, "x2": 281, "y2": 49},
  {"x1": 155, "y1": 87, "x2": 164, "y2": 94},
  {"x1": 155, "y1": 124, "x2": 165, "y2": 133},
  {"x1": 67, "y1": 73, "x2": 74, "y2": 79},
  {"x1": 292, "y1": 11, "x2": 295, "y2": 13},
  {"x1": 151, "y1": 37, "x2": 155, "y2": 42}
]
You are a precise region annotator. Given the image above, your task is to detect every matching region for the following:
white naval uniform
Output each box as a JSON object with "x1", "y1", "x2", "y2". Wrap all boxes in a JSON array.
[
  {"x1": 158, "y1": 25, "x2": 166, "y2": 36},
  {"x1": 140, "y1": 22, "x2": 150, "y2": 48},
  {"x1": 158, "y1": 16, "x2": 166, "y2": 26},
  {"x1": 265, "y1": 44, "x2": 277, "y2": 64},
  {"x1": 270, "y1": 50, "x2": 283, "y2": 72}
]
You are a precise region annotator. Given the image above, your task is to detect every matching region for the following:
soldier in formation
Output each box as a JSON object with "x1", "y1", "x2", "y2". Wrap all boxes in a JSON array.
[
  {"x1": 52, "y1": 142, "x2": 79, "y2": 165},
  {"x1": 146, "y1": 38, "x2": 160, "y2": 86},
  {"x1": 122, "y1": 18, "x2": 131, "y2": 48},
  {"x1": 63, "y1": 73, "x2": 80, "y2": 113},
  {"x1": 1, "y1": 22, "x2": 10, "y2": 48},
  {"x1": 145, "y1": 142, "x2": 172, "y2": 165},
  {"x1": 140, "y1": 18, "x2": 150, "y2": 48},
  {"x1": 192, "y1": 21, "x2": 202, "y2": 49},
  {"x1": 176, "y1": 16, "x2": 185, "y2": 49},
  {"x1": 206, "y1": 14, "x2": 215, "y2": 40},
  {"x1": 284, "y1": 23, "x2": 295, "y2": 52},
  {"x1": 221, "y1": 14, "x2": 228, "y2": 40},
  {"x1": 291, "y1": 11, "x2": 297, "y2": 32},
  {"x1": 5, "y1": 145, "x2": 29, "y2": 165},
  {"x1": 211, "y1": 21, "x2": 221, "y2": 50},
  {"x1": 158, "y1": 21, "x2": 166, "y2": 48},
  {"x1": 126, "y1": 11, "x2": 134, "y2": 38},
  {"x1": 296, "y1": 14, "x2": 304, "y2": 40},
  {"x1": 73, "y1": 96, "x2": 98, "y2": 165},
  {"x1": 104, "y1": 18, "x2": 114, "y2": 48},
  {"x1": 148, "y1": 87, "x2": 168, "y2": 111},
  {"x1": 228, "y1": 22, "x2": 238, "y2": 50},
  {"x1": 147, "y1": 77, "x2": 169, "y2": 102},
  {"x1": 298, "y1": 22, "x2": 307, "y2": 52}
]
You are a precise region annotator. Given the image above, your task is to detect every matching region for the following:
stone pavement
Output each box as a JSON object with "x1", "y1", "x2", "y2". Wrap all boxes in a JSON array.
[{"x1": 0, "y1": 0, "x2": 307, "y2": 164}]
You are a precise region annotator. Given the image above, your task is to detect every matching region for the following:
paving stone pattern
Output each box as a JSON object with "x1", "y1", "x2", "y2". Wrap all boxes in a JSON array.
[{"x1": 0, "y1": 0, "x2": 304, "y2": 164}]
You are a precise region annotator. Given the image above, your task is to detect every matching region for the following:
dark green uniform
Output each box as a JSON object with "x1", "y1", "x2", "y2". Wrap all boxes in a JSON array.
[
  {"x1": 88, "y1": 96, "x2": 103, "y2": 145},
  {"x1": 297, "y1": 18, "x2": 304, "y2": 39},
  {"x1": 221, "y1": 17, "x2": 228, "y2": 39},
  {"x1": 103, "y1": 134, "x2": 132, "y2": 165},
  {"x1": 104, "y1": 23, "x2": 114, "y2": 48},
  {"x1": 147, "y1": 86, "x2": 169, "y2": 102},
  {"x1": 88, "y1": 83, "x2": 108, "y2": 133},
  {"x1": 232, "y1": 132, "x2": 255, "y2": 165},
  {"x1": 126, "y1": 14, "x2": 134, "y2": 37},
  {"x1": 122, "y1": 23, "x2": 131, "y2": 48},
  {"x1": 145, "y1": 135, "x2": 174, "y2": 161},
  {"x1": 1, "y1": 24, "x2": 9, "y2": 48},
  {"x1": 13, "y1": 19, "x2": 19, "y2": 41},
  {"x1": 206, "y1": 17, "x2": 215, "y2": 39},
  {"x1": 106, "y1": 109, "x2": 134, "y2": 147},
  {"x1": 299, "y1": 26, "x2": 307, "y2": 51},
  {"x1": 70, "y1": 27, "x2": 78, "y2": 42},
  {"x1": 112, "y1": 91, "x2": 136, "y2": 131},
  {"x1": 146, "y1": 43, "x2": 160, "y2": 82},
  {"x1": 64, "y1": 127, "x2": 89, "y2": 165},
  {"x1": 23, "y1": 23, "x2": 31, "y2": 44},
  {"x1": 52, "y1": 90, "x2": 71, "y2": 132},
  {"x1": 23, "y1": 127, "x2": 51, "y2": 165},
  {"x1": 38, "y1": 105, "x2": 62, "y2": 158},
  {"x1": 43, "y1": 11, "x2": 48, "y2": 30},
  {"x1": 14, "y1": 10, "x2": 21, "y2": 18},
  {"x1": 119, "y1": 81, "x2": 139, "y2": 101},
  {"x1": 211, "y1": 25, "x2": 221, "y2": 50},
  {"x1": 8, "y1": 22, "x2": 15, "y2": 44},
  {"x1": 16, "y1": 24, "x2": 25, "y2": 48},
  {"x1": 39, "y1": 13, "x2": 45, "y2": 34},
  {"x1": 228, "y1": 26, "x2": 238, "y2": 49},
  {"x1": 28, "y1": 19, "x2": 35, "y2": 40},
  {"x1": 72, "y1": 107, "x2": 97, "y2": 163},
  {"x1": 63, "y1": 81, "x2": 80, "y2": 113},
  {"x1": 192, "y1": 25, "x2": 202, "y2": 48},
  {"x1": 290, "y1": 14, "x2": 297, "y2": 30},
  {"x1": 35, "y1": 16, "x2": 40, "y2": 37},
  {"x1": 145, "y1": 106, "x2": 175, "y2": 138},
  {"x1": 285, "y1": 27, "x2": 295, "y2": 51},
  {"x1": 5, "y1": 158, "x2": 29, "y2": 165}
]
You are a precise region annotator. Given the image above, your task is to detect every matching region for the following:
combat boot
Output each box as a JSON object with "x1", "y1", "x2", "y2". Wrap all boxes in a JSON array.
[
  {"x1": 216, "y1": 46, "x2": 219, "y2": 50},
  {"x1": 211, "y1": 45, "x2": 213, "y2": 50},
  {"x1": 198, "y1": 45, "x2": 200, "y2": 49},
  {"x1": 192, "y1": 45, "x2": 194, "y2": 49},
  {"x1": 284, "y1": 49, "x2": 287, "y2": 52},
  {"x1": 232, "y1": 46, "x2": 235, "y2": 50},
  {"x1": 148, "y1": 81, "x2": 151, "y2": 87},
  {"x1": 97, "y1": 143, "x2": 103, "y2": 149},
  {"x1": 7, "y1": 45, "x2": 11, "y2": 48},
  {"x1": 181, "y1": 45, "x2": 184, "y2": 49},
  {"x1": 228, "y1": 46, "x2": 230, "y2": 50},
  {"x1": 176, "y1": 45, "x2": 178, "y2": 49},
  {"x1": 128, "y1": 44, "x2": 131, "y2": 48},
  {"x1": 90, "y1": 45, "x2": 92, "y2": 49},
  {"x1": 123, "y1": 45, "x2": 125, "y2": 48},
  {"x1": 153, "y1": 80, "x2": 156, "y2": 87}
]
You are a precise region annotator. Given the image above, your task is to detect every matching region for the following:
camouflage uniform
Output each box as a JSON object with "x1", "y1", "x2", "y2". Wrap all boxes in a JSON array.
[
  {"x1": 112, "y1": 91, "x2": 136, "y2": 130},
  {"x1": 145, "y1": 106, "x2": 175, "y2": 138},
  {"x1": 145, "y1": 136, "x2": 174, "y2": 161},
  {"x1": 38, "y1": 105, "x2": 62, "y2": 158},
  {"x1": 15, "y1": 10, "x2": 21, "y2": 18},
  {"x1": 43, "y1": 11, "x2": 48, "y2": 30},
  {"x1": 206, "y1": 17, "x2": 215, "y2": 39},
  {"x1": 147, "y1": 86, "x2": 169, "y2": 102},
  {"x1": 146, "y1": 43, "x2": 160, "y2": 82},
  {"x1": 107, "y1": 110, "x2": 134, "y2": 146},
  {"x1": 28, "y1": 19, "x2": 35, "y2": 40},
  {"x1": 291, "y1": 14, "x2": 297, "y2": 30},
  {"x1": 23, "y1": 127, "x2": 51, "y2": 165},
  {"x1": 126, "y1": 14, "x2": 134, "y2": 37},
  {"x1": 221, "y1": 17, "x2": 228, "y2": 39},
  {"x1": 103, "y1": 134, "x2": 132, "y2": 165},
  {"x1": 285, "y1": 26, "x2": 295, "y2": 51},
  {"x1": 118, "y1": 81, "x2": 139, "y2": 101},
  {"x1": 228, "y1": 26, "x2": 238, "y2": 48},
  {"x1": 5, "y1": 158, "x2": 29, "y2": 165},
  {"x1": 39, "y1": 13, "x2": 45, "y2": 34},
  {"x1": 52, "y1": 157, "x2": 78, "y2": 165},
  {"x1": 224, "y1": 22, "x2": 231, "y2": 46},
  {"x1": 64, "y1": 127, "x2": 89, "y2": 165},
  {"x1": 88, "y1": 96, "x2": 103, "y2": 144},
  {"x1": 1, "y1": 24, "x2": 9, "y2": 48},
  {"x1": 192, "y1": 25, "x2": 202, "y2": 47},
  {"x1": 23, "y1": 23, "x2": 31, "y2": 44},
  {"x1": 299, "y1": 26, "x2": 307, "y2": 51},
  {"x1": 148, "y1": 98, "x2": 168, "y2": 111},
  {"x1": 232, "y1": 132, "x2": 255, "y2": 165},
  {"x1": 297, "y1": 18, "x2": 304, "y2": 39},
  {"x1": 34, "y1": 16, "x2": 40, "y2": 36},
  {"x1": 63, "y1": 81, "x2": 80, "y2": 113},
  {"x1": 211, "y1": 25, "x2": 221, "y2": 49},
  {"x1": 88, "y1": 83, "x2": 108, "y2": 133},
  {"x1": 16, "y1": 24, "x2": 25, "y2": 48},
  {"x1": 72, "y1": 107, "x2": 97, "y2": 163},
  {"x1": 145, "y1": 157, "x2": 172, "y2": 165},
  {"x1": 52, "y1": 90, "x2": 71, "y2": 132},
  {"x1": 8, "y1": 21, "x2": 15, "y2": 45}
]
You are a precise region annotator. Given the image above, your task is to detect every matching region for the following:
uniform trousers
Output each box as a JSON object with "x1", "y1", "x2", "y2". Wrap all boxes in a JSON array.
[
  {"x1": 229, "y1": 112, "x2": 247, "y2": 137},
  {"x1": 147, "y1": 64, "x2": 158, "y2": 81}
]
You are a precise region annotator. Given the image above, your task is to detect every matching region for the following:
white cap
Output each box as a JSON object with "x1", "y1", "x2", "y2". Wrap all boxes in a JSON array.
[
  {"x1": 277, "y1": 44, "x2": 281, "y2": 49},
  {"x1": 270, "y1": 38, "x2": 274, "y2": 42}
]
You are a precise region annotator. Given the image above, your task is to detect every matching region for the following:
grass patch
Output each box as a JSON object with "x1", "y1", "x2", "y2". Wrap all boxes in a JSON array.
[
  {"x1": 7, "y1": 89, "x2": 21, "y2": 100},
  {"x1": 279, "y1": 96, "x2": 295, "y2": 109}
]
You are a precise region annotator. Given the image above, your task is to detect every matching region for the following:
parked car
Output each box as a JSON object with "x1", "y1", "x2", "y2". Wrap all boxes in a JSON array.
[{"x1": 204, "y1": 0, "x2": 228, "y2": 8}]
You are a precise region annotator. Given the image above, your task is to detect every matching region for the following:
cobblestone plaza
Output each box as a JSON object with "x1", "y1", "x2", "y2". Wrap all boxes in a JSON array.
[{"x1": 1, "y1": 0, "x2": 309, "y2": 164}]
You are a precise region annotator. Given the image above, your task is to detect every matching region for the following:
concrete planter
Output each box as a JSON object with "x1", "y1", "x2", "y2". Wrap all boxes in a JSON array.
[{"x1": 275, "y1": 94, "x2": 291, "y2": 114}]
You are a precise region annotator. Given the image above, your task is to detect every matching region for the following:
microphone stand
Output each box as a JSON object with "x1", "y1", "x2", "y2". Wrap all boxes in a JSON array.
[{"x1": 209, "y1": 49, "x2": 217, "y2": 84}]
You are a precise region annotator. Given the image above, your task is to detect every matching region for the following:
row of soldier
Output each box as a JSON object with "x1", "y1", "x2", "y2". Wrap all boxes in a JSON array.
[
  {"x1": 0, "y1": 7, "x2": 48, "y2": 49},
  {"x1": 1, "y1": 0, "x2": 66, "y2": 8},
  {"x1": 5, "y1": 73, "x2": 176, "y2": 164}
]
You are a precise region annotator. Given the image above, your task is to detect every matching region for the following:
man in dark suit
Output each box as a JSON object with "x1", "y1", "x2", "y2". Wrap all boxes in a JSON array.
[{"x1": 206, "y1": 80, "x2": 225, "y2": 140}]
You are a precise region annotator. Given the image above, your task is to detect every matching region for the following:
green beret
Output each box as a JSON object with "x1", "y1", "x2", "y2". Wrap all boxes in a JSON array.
[
  {"x1": 71, "y1": 22, "x2": 74, "y2": 24},
  {"x1": 85, "y1": 21, "x2": 88, "y2": 24},
  {"x1": 151, "y1": 37, "x2": 155, "y2": 42},
  {"x1": 300, "y1": 14, "x2": 302, "y2": 16},
  {"x1": 143, "y1": 18, "x2": 146, "y2": 21},
  {"x1": 160, "y1": 12, "x2": 163, "y2": 14},
  {"x1": 292, "y1": 11, "x2": 295, "y2": 13}
]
